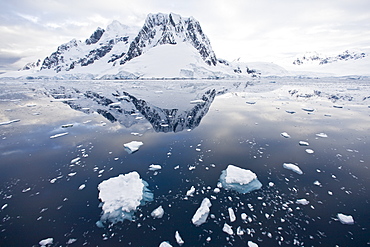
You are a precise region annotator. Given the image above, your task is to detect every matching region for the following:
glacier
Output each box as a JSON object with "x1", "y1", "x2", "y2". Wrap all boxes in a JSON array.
[
  {"x1": 219, "y1": 165, "x2": 262, "y2": 194},
  {"x1": 96, "y1": 171, "x2": 153, "y2": 227}
]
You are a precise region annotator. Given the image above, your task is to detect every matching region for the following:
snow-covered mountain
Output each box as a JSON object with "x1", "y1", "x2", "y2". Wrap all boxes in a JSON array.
[
  {"x1": 2, "y1": 12, "x2": 275, "y2": 79},
  {"x1": 292, "y1": 50, "x2": 367, "y2": 66}
]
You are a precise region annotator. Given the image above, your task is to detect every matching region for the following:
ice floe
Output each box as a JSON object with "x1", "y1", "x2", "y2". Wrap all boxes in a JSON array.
[
  {"x1": 78, "y1": 184, "x2": 86, "y2": 190},
  {"x1": 302, "y1": 107, "x2": 315, "y2": 112},
  {"x1": 50, "y1": 132, "x2": 69, "y2": 139},
  {"x1": 283, "y1": 163, "x2": 303, "y2": 175},
  {"x1": 39, "y1": 237, "x2": 53, "y2": 246},
  {"x1": 186, "y1": 186, "x2": 196, "y2": 197},
  {"x1": 296, "y1": 199, "x2": 310, "y2": 205},
  {"x1": 151, "y1": 206, "x2": 164, "y2": 219},
  {"x1": 281, "y1": 132, "x2": 291, "y2": 138},
  {"x1": 159, "y1": 241, "x2": 173, "y2": 247},
  {"x1": 248, "y1": 240, "x2": 259, "y2": 247},
  {"x1": 316, "y1": 132, "x2": 328, "y2": 138},
  {"x1": 222, "y1": 223, "x2": 234, "y2": 235},
  {"x1": 148, "y1": 164, "x2": 162, "y2": 171},
  {"x1": 337, "y1": 213, "x2": 355, "y2": 225},
  {"x1": 219, "y1": 165, "x2": 262, "y2": 194},
  {"x1": 0, "y1": 119, "x2": 20, "y2": 126},
  {"x1": 175, "y1": 231, "x2": 184, "y2": 246},
  {"x1": 299, "y1": 141, "x2": 309, "y2": 146},
  {"x1": 228, "y1": 207, "x2": 236, "y2": 222},
  {"x1": 123, "y1": 141, "x2": 143, "y2": 154},
  {"x1": 192, "y1": 198, "x2": 212, "y2": 226},
  {"x1": 305, "y1": 149, "x2": 314, "y2": 154},
  {"x1": 96, "y1": 171, "x2": 153, "y2": 226}
]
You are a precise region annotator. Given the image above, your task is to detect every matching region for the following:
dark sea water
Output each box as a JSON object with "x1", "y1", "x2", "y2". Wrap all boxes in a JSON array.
[{"x1": 0, "y1": 79, "x2": 369, "y2": 246}]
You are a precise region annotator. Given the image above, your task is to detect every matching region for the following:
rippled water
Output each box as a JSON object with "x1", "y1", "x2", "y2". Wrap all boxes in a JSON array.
[{"x1": 0, "y1": 78, "x2": 369, "y2": 246}]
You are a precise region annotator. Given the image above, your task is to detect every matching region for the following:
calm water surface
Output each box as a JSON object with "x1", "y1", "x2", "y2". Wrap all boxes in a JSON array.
[{"x1": 0, "y1": 79, "x2": 369, "y2": 246}]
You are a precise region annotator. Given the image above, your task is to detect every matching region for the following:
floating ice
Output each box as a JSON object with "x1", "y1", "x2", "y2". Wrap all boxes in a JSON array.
[
  {"x1": 302, "y1": 107, "x2": 315, "y2": 112},
  {"x1": 175, "y1": 231, "x2": 184, "y2": 246},
  {"x1": 0, "y1": 119, "x2": 20, "y2": 126},
  {"x1": 316, "y1": 133, "x2": 328, "y2": 138},
  {"x1": 228, "y1": 207, "x2": 236, "y2": 222},
  {"x1": 78, "y1": 184, "x2": 86, "y2": 190},
  {"x1": 148, "y1": 164, "x2": 162, "y2": 171},
  {"x1": 66, "y1": 238, "x2": 77, "y2": 244},
  {"x1": 222, "y1": 223, "x2": 234, "y2": 235},
  {"x1": 190, "y1": 99, "x2": 205, "y2": 104},
  {"x1": 299, "y1": 141, "x2": 309, "y2": 146},
  {"x1": 39, "y1": 237, "x2": 53, "y2": 246},
  {"x1": 1, "y1": 204, "x2": 8, "y2": 210},
  {"x1": 159, "y1": 241, "x2": 173, "y2": 247},
  {"x1": 283, "y1": 163, "x2": 303, "y2": 175},
  {"x1": 313, "y1": 180, "x2": 321, "y2": 186},
  {"x1": 50, "y1": 132, "x2": 68, "y2": 139},
  {"x1": 96, "y1": 171, "x2": 153, "y2": 226},
  {"x1": 296, "y1": 199, "x2": 310, "y2": 205},
  {"x1": 248, "y1": 241, "x2": 259, "y2": 247},
  {"x1": 70, "y1": 157, "x2": 80, "y2": 164},
  {"x1": 219, "y1": 165, "x2": 262, "y2": 194},
  {"x1": 281, "y1": 132, "x2": 291, "y2": 138},
  {"x1": 186, "y1": 186, "x2": 196, "y2": 197},
  {"x1": 62, "y1": 124, "x2": 73, "y2": 128},
  {"x1": 151, "y1": 206, "x2": 164, "y2": 219},
  {"x1": 305, "y1": 149, "x2": 314, "y2": 154},
  {"x1": 191, "y1": 198, "x2": 212, "y2": 226},
  {"x1": 123, "y1": 141, "x2": 143, "y2": 154},
  {"x1": 236, "y1": 226, "x2": 244, "y2": 235},
  {"x1": 337, "y1": 213, "x2": 355, "y2": 225}
]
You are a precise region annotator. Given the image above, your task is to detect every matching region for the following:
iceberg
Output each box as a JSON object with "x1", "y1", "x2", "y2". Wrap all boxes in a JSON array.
[
  {"x1": 159, "y1": 242, "x2": 173, "y2": 247},
  {"x1": 228, "y1": 207, "x2": 236, "y2": 222},
  {"x1": 299, "y1": 141, "x2": 309, "y2": 146},
  {"x1": 296, "y1": 199, "x2": 310, "y2": 205},
  {"x1": 186, "y1": 186, "x2": 196, "y2": 197},
  {"x1": 191, "y1": 198, "x2": 212, "y2": 226},
  {"x1": 283, "y1": 163, "x2": 303, "y2": 175},
  {"x1": 219, "y1": 165, "x2": 262, "y2": 194},
  {"x1": 151, "y1": 205, "x2": 164, "y2": 219},
  {"x1": 175, "y1": 231, "x2": 184, "y2": 246},
  {"x1": 123, "y1": 141, "x2": 143, "y2": 154},
  {"x1": 281, "y1": 132, "x2": 291, "y2": 138},
  {"x1": 248, "y1": 241, "x2": 259, "y2": 247},
  {"x1": 39, "y1": 237, "x2": 53, "y2": 246},
  {"x1": 50, "y1": 132, "x2": 69, "y2": 139},
  {"x1": 96, "y1": 171, "x2": 153, "y2": 226},
  {"x1": 149, "y1": 164, "x2": 162, "y2": 171},
  {"x1": 337, "y1": 213, "x2": 355, "y2": 225},
  {"x1": 222, "y1": 223, "x2": 234, "y2": 235}
]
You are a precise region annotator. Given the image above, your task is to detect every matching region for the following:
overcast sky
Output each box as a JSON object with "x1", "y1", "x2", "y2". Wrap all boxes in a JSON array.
[{"x1": 1, "y1": 0, "x2": 370, "y2": 71}]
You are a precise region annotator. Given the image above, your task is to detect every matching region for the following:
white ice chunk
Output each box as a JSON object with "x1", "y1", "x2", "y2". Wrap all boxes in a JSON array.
[
  {"x1": 0, "y1": 119, "x2": 20, "y2": 126},
  {"x1": 316, "y1": 133, "x2": 328, "y2": 138},
  {"x1": 337, "y1": 213, "x2": 355, "y2": 225},
  {"x1": 228, "y1": 207, "x2": 236, "y2": 222},
  {"x1": 148, "y1": 164, "x2": 162, "y2": 171},
  {"x1": 123, "y1": 141, "x2": 143, "y2": 154},
  {"x1": 192, "y1": 198, "x2": 212, "y2": 226},
  {"x1": 302, "y1": 107, "x2": 315, "y2": 112},
  {"x1": 70, "y1": 157, "x2": 81, "y2": 164},
  {"x1": 299, "y1": 141, "x2": 309, "y2": 146},
  {"x1": 78, "y1": 184, "x2": 86, "y2": 190},
  {"x1": 96, "y1": 171, "x2": 153, "y2": 226},
  {"x1": 66, "y1": 238, "x2": 77, "y2": 244},
  {"x1": 175, "y1": 231, "x2": 184, "y2": 246},
  {"x1": 159, "y1": 242, "x2": 173, "y2": 247},
  {"x1": 151, "y1": 206, "x2": 164, "y2": 219},
  {"x1": 305, "y1": 149, "x2": 314, "y2": 154},
  {"x1": 222, "y1": 223, "x2": 234, "y2": 235},
  {"x1": 219, "y1": 165, "x2": 262, "y2": 193},
  {"x1": 190, "y1": 99, "x2": 205, "y2": 104},
  {"x1": 236, "y1": 226, "x2": 244, "y2": 235},
  {"x1": 313, "y1": 180, "x2": 321, "y2": 186},
  {"x1": 39, "y1": 237, "x2": 53, "y2": 246},
  {"x1": 50, "y1": 132, "x2": 68, "y2": 139},
  {"x1": 186, "y1": 186, "x2": 196, "y2": 197},
  {"x1": 296, "y1": 199, "x2": 310, "y2": 205},
  {"x1": 248, "y1": 240, "x2": 259, "y2": 247},
  {"x1": 281, "y1": 132, "x2": 291, "y2": 138},
  {"x1": 1, "y1": 204, "x2": 8, "y2": 210},
  {"x1": 283, "y1": 163, "x2": 303, "y2": 175}
]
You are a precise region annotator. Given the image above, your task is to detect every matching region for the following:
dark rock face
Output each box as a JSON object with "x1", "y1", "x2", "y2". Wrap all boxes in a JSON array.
[
  {"x1": 85, "y1": 28, "x2": 105, "y2": 45},
  {"x1": 120, "y1": 13, "x2": 217, "y2": 66}
]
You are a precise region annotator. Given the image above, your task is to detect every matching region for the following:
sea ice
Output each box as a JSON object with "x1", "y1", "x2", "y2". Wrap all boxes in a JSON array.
[
  {"x1": 175, "y1": 231, "x2": 184, "y2": 246},
  {"x1": 0, "y1": 119, "x2": 20, "y2": 126},
  {"x1": 191, "y1": 198, "x2": 212, "y2": 226},
  {"x1": 39, "y1": 237, "x2": 53, "y2": 246},
  {"x1": 219, "y1": 165, "x2": 262, "y2": 194},
  {"x1": 296, "y1": 199, "x2": 310, "y2": 205},
  {"x1": 248, "y1": 241, "x2": 259, "y2": 247},
  {"x1": 96, "y1": 171, "x2": 153, "y2": 226},
  {"x1": 299, "y1": 141, "x2": 309, "y2": 146},
  {"x1": 316, "y1": 133, "x2": 328, "y2": 138},
  {"x1": 222, "y1": 223, "x2": 234, "y2": 235},
  {"x1": 123, "y1": 141, "x2": 143, "y2": 154},
  {"x1": 151, "y1": 206, "x2": 164, "y2": 219},
  {"x1": 228, "y1": 207, "x2": 236, "y2": 222},
  {"x1": 50, "y1": 132, "x2": 69, "y2": 139},
  {"x1": 305, "y1": 149, "x2": 314, "y2": 154},
  {"x1": 283, "y1": 163, "x2": 303, "y2": 175},
  {"x1": 148, "y1": 164, "x2": 162, "y2": 171},
  {"x1": 337, "y1": 213, "x2": 355, "y2": 225},
  {"x1": 186, "y1": 186, "x2": 196, "y2": 197},
  {"x1": 281, "y1": 132, "x2": 291, "y2": 138},
  {"x1": 159, "y1": 241, "x2": 173, "y2": 247}
]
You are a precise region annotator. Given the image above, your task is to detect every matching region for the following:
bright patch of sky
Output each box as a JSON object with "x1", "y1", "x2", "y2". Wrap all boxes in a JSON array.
[{"x1": 0, "y1": 0, "x2": 369, "y2": 71}]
